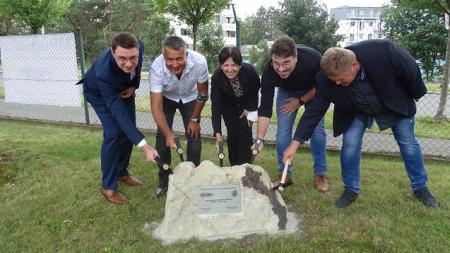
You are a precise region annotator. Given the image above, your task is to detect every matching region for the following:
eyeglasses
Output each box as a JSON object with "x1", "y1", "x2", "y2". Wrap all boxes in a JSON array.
[
  {"x1": 115, "y1": 55, "x2": 138, "y2": 64},
  {"x1": 271, "y1": 59, "x2": 294, "y2": 69}
]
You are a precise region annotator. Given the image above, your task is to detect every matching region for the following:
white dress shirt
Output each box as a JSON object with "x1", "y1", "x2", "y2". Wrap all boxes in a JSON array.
[{"x1": 149, "y1": 50, "x2": 209, "y2": 103}]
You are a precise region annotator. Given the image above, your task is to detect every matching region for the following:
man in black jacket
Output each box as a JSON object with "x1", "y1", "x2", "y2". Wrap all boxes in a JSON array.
[
  {"x1": 254, "y1": 36, "x2": 329, "y2": 192},
  {"x1": 283, "y1": 40, "x2": 439, "y2": 208}
]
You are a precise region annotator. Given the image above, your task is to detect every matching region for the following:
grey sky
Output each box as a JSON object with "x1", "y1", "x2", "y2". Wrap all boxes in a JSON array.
[{"x1": 231, "y1": 0, "x2": 390, "y2": 18}]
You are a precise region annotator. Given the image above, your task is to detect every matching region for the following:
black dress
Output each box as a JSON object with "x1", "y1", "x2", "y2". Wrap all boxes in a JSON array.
[{"x1": 211, "y1": 63, "x2": 261, "y2": 165}]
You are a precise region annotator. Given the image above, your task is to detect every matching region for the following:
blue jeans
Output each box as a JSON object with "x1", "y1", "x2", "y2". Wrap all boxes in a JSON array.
[
  {"x1": 276, "y1": 88, "x2": 327, "y2": 176},
  {"x1": 341, "y1": 115, "x2": 428, "y2": 193}
]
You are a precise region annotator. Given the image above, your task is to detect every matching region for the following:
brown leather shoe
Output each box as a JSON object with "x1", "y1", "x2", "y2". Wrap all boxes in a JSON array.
[
  {"x1": 314, "y1": 175, "x2": 330, "y2": 192},
  {"x1": 100, "y1": 189, "x2": 128, "y2": 204},
  {"x1": 273, "y1": 174, "x2": 293, "y2": 188},
  {"x1": 118, "y1": 175, "x2": 143, "y2": 186}
]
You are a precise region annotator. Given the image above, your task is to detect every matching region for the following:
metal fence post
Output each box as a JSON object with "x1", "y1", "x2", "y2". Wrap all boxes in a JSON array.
[
  {"x1": 74, "y1": 27, "x2": 90, "y2": 125},
  {"x1": 231, "y1": 3, "x2": 241, "y2": 49}
]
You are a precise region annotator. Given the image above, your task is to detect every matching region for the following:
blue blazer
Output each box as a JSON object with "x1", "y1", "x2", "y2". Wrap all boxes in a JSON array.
[
  {"x1": 82, "y1": 41, "x2": 145, "y2": 145},
  {"x1": 294, "y1": 39, "x2": 427, "y2": 142}
]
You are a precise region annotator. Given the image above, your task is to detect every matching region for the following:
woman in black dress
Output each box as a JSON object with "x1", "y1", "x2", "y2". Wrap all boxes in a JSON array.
[{"x1": 211, "y1": 47, "x2": 261, "y2": 165}]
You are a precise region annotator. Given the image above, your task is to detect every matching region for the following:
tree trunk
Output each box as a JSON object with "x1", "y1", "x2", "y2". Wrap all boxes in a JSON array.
[
  {"x1": 192, "y1": 25, "x2": 197, "y2": 51},
  {"x1": 31, "y1": 25, "x2": 39, "y2": 34},
  {"x1": 435, "y1": 28, "x2": 450, "y2": 120}
]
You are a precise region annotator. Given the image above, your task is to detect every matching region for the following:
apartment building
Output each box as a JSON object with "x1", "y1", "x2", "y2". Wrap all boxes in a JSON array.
[
  {"x1": 169, "y1": 4, "x2": 237, "y2": 48},
  {"x1": 330, "y1": 6, "x2": 384, "y2": 47}
]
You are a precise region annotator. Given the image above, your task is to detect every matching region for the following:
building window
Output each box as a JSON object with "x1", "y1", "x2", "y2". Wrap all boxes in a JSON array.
[
  {"x1": 368, "y1": 34, "x2": 373, "y2": 40},
  {"x1": 359, "y1": 34, "x2": 364, "y2": 39},
  {"x1": 369, "y1": 21, "x2": 373, "y2": 26},
  {"x1": 226, "y1": 17, "x2": 234, "y2": 23},
  {"x1": 350, "y1": 34, "x2": 354, "y2": 41},
  {"x1": 181, "y1": 28, "x2": 190, "y2": 36},
  {"x1": 351, "y1": 21, "x2": 355, "y2": 26},
  {"x1": 226, "y1": 31, "x2": 236, "y2": 37},
  {"x1": 359, "y1": 22, "x2": 364, "y2": 30}
]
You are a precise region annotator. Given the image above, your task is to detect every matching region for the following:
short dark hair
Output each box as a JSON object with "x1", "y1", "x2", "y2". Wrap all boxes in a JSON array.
[
  {"x1": 111, "y1": 32, "x2": 138, "y2": 52},
  {"x1": 164, "y1": 36, "x2": 186, "y2": 50},
  {"x1": 270, "y1": 36, "x2": 297, "y2": 57},
  {"x1": 218, "y1": 47, "x2": 242, "y2": 65}
]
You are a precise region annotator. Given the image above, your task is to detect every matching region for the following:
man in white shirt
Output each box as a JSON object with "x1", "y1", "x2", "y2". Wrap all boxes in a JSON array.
[{"x1": 149, "y1": 36, "x2": 209, "y2": 197}]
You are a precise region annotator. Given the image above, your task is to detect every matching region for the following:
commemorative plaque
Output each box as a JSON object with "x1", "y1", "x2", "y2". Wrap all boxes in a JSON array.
[{"x1": 197, "y1": 185, "x2": 241, "y2": 214}]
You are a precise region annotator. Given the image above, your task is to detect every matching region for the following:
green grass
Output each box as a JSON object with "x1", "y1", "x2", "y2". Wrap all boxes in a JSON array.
[
  {"x1": 136, "y1": 97, "x2": 450, "y2": 140},
  {"x1": 0, "y1": 119, "x2": 449, "y2": 252},
  {"x1": 0, "y1": 85, "x2": 4, "y2": 99},
  {"x1": 426, "y1": 82, "x2": 449, "y2": 94}
]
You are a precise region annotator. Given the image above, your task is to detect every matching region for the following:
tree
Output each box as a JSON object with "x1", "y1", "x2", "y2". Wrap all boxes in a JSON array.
[
  {"x1": 140, "y1": 14, "x2": 173, "y2": 61},
  {"x1": 108, "y1": 0, "x2": 172, "y2": 60},
  {"x1": 0, "y1": 17, "x2": 22, "y2": 36},
  {"x1": 240, "y1": 6, "x2": 282, "y2": 45},
  {"x1": 48, "y1": 0, "x2": 171, "y2": 64},
  {"x1": 248, "y1": 39, "x2": 270, "y2": 75},
  {"x1": 395, "y1": 0, "x2": 449, "y2": 120},
  {"x1": 49, "y1": 0, "x2": 109, "y2": 63},
  {"x1": 277, "y1": 0, "x2": 342, "y2": 53},
  {"x1": 197, "y1": 22, "x2": 224, "y2": 72},
  {"x1": 381, "y1": 3, "x2": 447, "y2": 80},
  {"x1": 0, "y1": 0, "x2": 71, "y2": 34},
  {"x1": 156, "y1": 0, "x2": 229, "y2": 50}
]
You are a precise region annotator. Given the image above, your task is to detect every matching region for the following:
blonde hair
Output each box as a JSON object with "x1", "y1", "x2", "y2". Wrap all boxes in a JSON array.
[{"x1": 320, "y1": 47, "x2": 356, "y2": 77}]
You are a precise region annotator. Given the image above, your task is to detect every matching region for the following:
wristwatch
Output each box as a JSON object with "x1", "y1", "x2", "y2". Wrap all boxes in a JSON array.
[
  {"x1": 190, "y1": 118, "x2": 200, "y2": 123},
  {"x1": 254, "y1": 138, "x2": 264, "y2": 144}
]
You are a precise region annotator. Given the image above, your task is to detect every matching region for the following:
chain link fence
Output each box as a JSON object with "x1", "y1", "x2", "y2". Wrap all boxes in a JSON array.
[{"x1": 1, "y1": 33, "x2": 449, "y2": 160}]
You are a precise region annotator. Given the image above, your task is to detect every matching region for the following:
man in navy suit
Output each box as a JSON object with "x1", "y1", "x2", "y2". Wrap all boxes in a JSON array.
[
  {"x1": 283, "y1": 40, "x2": 439, "y2": 208},
  {"x1": 81, "y1": 32, "x2": 158, "y2": 204}
]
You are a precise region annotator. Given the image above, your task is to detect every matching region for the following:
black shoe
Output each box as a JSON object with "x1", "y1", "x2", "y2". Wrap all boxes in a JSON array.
[
  {"x1": 155, "y1": 168, "x2": 172, "y2": 198},
  {"x1": 413, "y1": 187, "x2": 439, "y2": 208},
  {"x1": 335, "y1": 189, "x2": 358, "y2": 208}
]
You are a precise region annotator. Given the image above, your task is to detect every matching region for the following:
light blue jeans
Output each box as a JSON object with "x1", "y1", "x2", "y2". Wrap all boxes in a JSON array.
[
  {"x1": 341, "y1": 115, "x2": 428, "y2": 192},
  {"x1": 276, "y1": 88, "x2": 327, "y2": 176}
]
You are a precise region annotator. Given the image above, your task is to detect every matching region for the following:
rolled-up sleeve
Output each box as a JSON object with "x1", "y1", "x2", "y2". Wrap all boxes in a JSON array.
[
  {"x1": 197, "y1": 57, "x2": 209, "y2": 83},
  {"x1": 149, "y1": 60, "x2": 163, "y2": 93}
]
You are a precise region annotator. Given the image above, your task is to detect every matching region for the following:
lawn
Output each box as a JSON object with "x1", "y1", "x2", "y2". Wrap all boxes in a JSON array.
[
  {"x1": 134, "y1": 97, "x2": 450, "y2": 140},
  {"x1": 426, "y1": 82, "x2": 450, "y2": 94},
  {"x1": 0, "y1": 119, "x2": 448, "y2": 252}
]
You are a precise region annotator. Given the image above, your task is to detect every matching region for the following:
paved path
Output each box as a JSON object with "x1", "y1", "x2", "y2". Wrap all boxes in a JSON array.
[{"x1": 1, "y1": 100, "x2": 448, "y2": 160}]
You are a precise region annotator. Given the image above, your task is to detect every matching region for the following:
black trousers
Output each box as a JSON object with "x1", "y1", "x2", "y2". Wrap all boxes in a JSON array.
[
  {"x1": 155, "y1": 97, "x2": 202, "y2": 171},
  {"x1": 223, "y1": 112, "x2": 253, "y2": 166}
]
